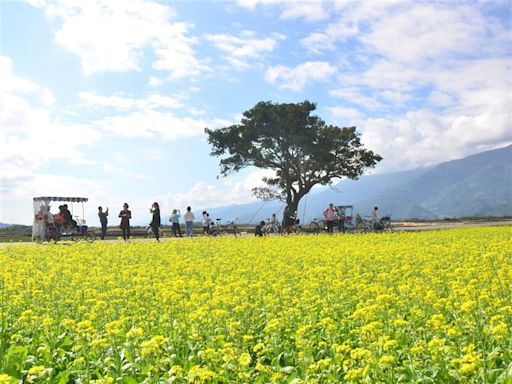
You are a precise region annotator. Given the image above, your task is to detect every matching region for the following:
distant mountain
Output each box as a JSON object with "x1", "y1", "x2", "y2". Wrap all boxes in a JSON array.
[
  {"x1": 354, "y1": 145, "x2": 512, "y2": 219},
  {"x1": 0, "y1": 223, "x2": 12, "y2": 228},
  {"x1": 205, "y1": 145, "x2": 512, "y2": 222},
  {"x1": 206, "y1": 168, "x2": 429, "y2": 223}
]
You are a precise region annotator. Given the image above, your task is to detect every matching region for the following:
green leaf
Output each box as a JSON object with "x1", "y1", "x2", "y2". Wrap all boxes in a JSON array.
[
  {"x1": 3, "y1": 345, "x2": 28, "y2": 378},
  {"x1": 122, "y1": 376, "x2": 138, "y2": 384},
  {"x1": 280, "y1": 366, "x2": 295, "y2": 373},
  {"x1": 54, "y1": 369, "x2": 70, "y2": 384},
  {"x1": 57, "y1": 336, "x2": 74, "y2": 351}
]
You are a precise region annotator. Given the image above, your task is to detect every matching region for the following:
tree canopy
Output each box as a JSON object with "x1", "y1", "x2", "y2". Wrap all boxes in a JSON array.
[{"x1": 205, "y1": 100, "x2": 382, "y2": 214}]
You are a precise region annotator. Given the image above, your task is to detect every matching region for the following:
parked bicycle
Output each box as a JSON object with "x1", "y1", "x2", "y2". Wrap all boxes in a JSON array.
[
  {"x1": 263, "y1": 217, "x2": 281, "y2": 235},
  {"x1": 308, "y1": 217, "x2": 326, "y2": 234},
  {"x1": 209, "y1": 218, "x2": 241, "y2": 237},
  {"x1": 363, "y1": 214, "x2": 394, "y2": 233}
]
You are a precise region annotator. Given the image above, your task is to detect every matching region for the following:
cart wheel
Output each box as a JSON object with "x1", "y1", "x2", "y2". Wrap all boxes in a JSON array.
[
  {"x1": 71, "y1": 232, "x2": 81, "y2": 242},
  {"x1": 345, "y1": 224, "x2": 355, "y2": 234},
  {"x1": 48, "y1": 229, "x2": 59, "y2": 243},
  {"x1": 85, "y1": 229, "x2": 96, "y2": 243},
  {"x1": 309, "y1": 222, "x2": 320, "y2": 234}
]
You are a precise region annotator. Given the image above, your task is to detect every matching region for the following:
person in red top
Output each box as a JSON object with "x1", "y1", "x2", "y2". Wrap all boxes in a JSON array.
[
  {"x1": 323, "y1": 203, "x2": 337, "y2": 234},
  {"x1": 119, "y1": 203, "x2": 131, "y2": 241}
]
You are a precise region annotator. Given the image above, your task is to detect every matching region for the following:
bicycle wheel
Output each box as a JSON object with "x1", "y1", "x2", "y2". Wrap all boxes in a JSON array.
[
  {"x1": 232, "y1": 225, "x2": 240, "y2": 237},
  {"x1": 47, "y1": 229, "x2": 59, "y2": 243},
  {"x1": 85, "y1": 229, "x2": 96, "y2": 243},
  {"x1": 309, "y1": 222, "x2": 320, "y2": 234},
  {"x1": 71, "y1": 232, "x2": 82, "y2": 242},
  {"x1": 344, "y1": 224, "x2": 355, "y2": 234}
]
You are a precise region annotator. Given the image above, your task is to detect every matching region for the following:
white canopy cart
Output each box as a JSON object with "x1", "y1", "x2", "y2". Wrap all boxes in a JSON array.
[{"x1": 32, "y1": 196, "x2": 96, "y2": 242}]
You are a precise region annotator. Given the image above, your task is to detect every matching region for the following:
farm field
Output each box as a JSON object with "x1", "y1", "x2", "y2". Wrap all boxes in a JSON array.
[{"x1": 0, "y1": 227, "x2": 511, "y2": 383}]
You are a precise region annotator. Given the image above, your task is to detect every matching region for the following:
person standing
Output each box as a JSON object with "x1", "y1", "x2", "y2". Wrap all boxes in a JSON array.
[
  {"x1": 149, "y1": 202, "x2": 161, "y2": 242},
  {"x1": 119, "y1": 203, "x2": 131, "y2": 241},
  {"x1": 371, "y1": 206, "x2": 382, "y2": 231},
  {"x1": 202, "y1": 211, "x2": 210, "y2": 235},
  {"x1": 337, "y1": 206, "x2": 345, "y2": 233},
  {"x1": 98, "y1": 206, "x2": 109, "y2": 240},
  {"x1": 170, "y1": 209, "x2": 182, "y2": 237},
  {"x1": 282, "y1": 206, "x2": 291, "y2": 230},
  {"x1": 323, "y1": 203, "x2": 336, "y2": 234},
  {"x1": 184, "y1": 206, "x2": 195, "y2": 237}
]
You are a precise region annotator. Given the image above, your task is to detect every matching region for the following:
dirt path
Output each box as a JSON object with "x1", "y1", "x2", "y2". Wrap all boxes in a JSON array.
[{"x1": 397, "y1": 220, "x2": 512, "y2": 231}]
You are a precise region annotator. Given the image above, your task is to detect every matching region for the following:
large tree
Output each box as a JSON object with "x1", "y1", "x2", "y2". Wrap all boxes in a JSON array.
[{"x1": 205, "y1": 100, "x2": 382, "y2": 215}]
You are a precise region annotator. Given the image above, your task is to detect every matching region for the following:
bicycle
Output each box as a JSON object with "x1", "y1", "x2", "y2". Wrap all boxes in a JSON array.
[
  {"x1": 362, "y1": 214, "x2": 394, "y2": 233},
  {"x1": 380, "y1": 215, "x2": 394, "y2": 232},
  {"x1": 282, "y1": 215, "x2": 302, "y2": 235},
  {"x1": 66, "y1": 218, "x2": 96, "y2": 242},
  {"x1": 209, "y1": 218, "x2": 241, "y2": 237},
  {"x1": 263, "y1": 218, "x2": 281, "y2": 235},
  {"x1": 308, "y1": 217, "x2": 326, "y2": 234}
]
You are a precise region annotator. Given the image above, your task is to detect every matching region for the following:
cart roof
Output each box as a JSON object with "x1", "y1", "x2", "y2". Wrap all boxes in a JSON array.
[{"x1": 33, "y1": 196, "x2": 88, "y2": 203}]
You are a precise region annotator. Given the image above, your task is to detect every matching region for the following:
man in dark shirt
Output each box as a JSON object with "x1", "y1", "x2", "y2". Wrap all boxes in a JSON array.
[
  {"x1": 61, "y1": 204, "x2": 77, "y2": 230},
  {"x1": 98, "y1": 206, "x2": 109, "y2": 240}
]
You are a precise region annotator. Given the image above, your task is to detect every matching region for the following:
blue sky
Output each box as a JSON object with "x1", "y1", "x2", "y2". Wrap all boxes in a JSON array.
[{"x1": 1, "y1": 0, "x2": 511, "y2": 225}]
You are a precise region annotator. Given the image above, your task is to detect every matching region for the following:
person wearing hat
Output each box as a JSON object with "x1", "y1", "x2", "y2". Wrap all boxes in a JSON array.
[{"x1": 119, "y1": 203, "x2": 131, "y2": 241}]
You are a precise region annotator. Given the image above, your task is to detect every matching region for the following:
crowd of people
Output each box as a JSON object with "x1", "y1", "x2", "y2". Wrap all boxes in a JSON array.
[
  {"x1": 95, "y1": 203, "x2": 217, "y2": 242},
  {"x1": 35, "y1": 200, "x2": 383, "y2": 242},
  {"x1": 36, "y1": 200, "x2": 383, "y2": 242}
]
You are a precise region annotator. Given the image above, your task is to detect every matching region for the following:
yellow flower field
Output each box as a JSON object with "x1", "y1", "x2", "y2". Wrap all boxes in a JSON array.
[{"x1": 0, "y1": 227, "x2": 511, "y2": 383}]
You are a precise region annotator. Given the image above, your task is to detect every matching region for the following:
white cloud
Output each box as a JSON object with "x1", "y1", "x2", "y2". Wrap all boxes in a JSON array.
[
  {"x1": 265, "y1": 61, "x2": 336, "y2": 91},
  {"x1": 93, "y1": 109, "x2": 232, "y2": 140},
  {"x1": 360, "y1": 4, "x2": 496, "y2": 64},
  {"x1": 0, "y1": 165, "x2": 111, "y2": 225},
  {"x1": 0, "y1": 55, "x2": 107, "y2": 225},
  {"x1": 360, "y1": 106, "x2": 512, "y2": 173},
  {"x1": 328, "y1": 106, "x2": 363, "y2": 123},
  {"x1": 237, "y1": 0, "x2": 329, "y2": 22},
  {"x1": 30, "y1": 0, "x2": 209, "y2": 78},
  {"x1": 279, "y1": 2, "x2": 328, "y2": 22},
  {"x1": 78, "y1": 91, "x2": 184, "y2": 110},
  {"x1": 329, "y1": 87, "x2": 383, "y2": 110},
  {"x1": 206, "y1": 31, "x2": 285, "y2": 70},
  {"x1": 158, "y1": 168, "x2": 274, "y2": 211},
  {"x1": 0, "y1": 57, "x2": 102, "y2": 173},
  {"x1": 0, "y1": 55, "x2": 56, "y2": 106}
]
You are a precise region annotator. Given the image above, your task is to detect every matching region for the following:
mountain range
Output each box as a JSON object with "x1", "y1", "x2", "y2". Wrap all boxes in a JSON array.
[{"x1": 206, "y1": 145, "x2": 512, "y2": 222}]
